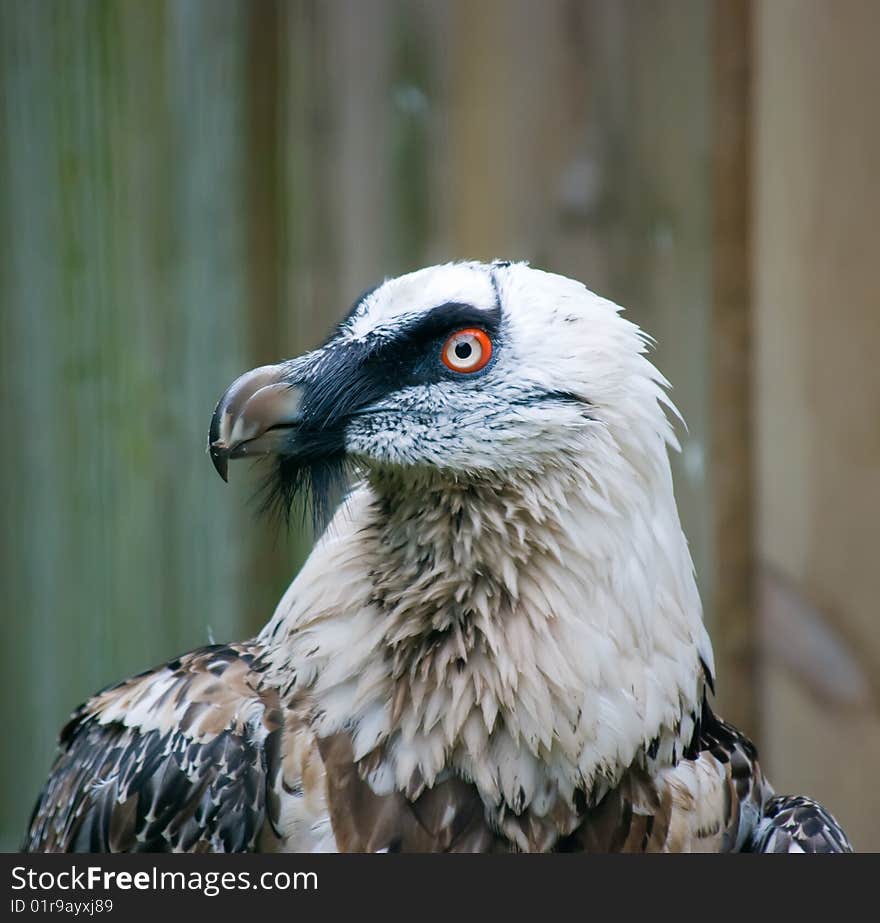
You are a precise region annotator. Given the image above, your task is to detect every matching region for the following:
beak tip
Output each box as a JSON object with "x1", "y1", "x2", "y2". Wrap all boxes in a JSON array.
[{"x1": 209, "y1": 443, "x2": 230, "y2": 483}]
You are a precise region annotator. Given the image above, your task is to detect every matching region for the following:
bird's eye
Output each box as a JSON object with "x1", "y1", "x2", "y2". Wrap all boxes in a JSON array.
[{"x1": 441, "y1": 328, "x2": 493, "y2": 374}]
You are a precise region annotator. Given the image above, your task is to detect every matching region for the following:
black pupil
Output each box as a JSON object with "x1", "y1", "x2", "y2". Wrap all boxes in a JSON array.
[{"x1": 454, "y1": 341, "x2": 473, "y2": 360}]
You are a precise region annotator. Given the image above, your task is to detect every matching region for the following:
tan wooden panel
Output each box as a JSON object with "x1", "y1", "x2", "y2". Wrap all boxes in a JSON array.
[{"x1": 754, "y1": 0, "x2": 880, "y2": 850}]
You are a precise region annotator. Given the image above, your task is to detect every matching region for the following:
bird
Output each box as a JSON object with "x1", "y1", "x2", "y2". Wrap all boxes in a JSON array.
[{"x1": 24, "y1": 260, "x2": 852, "y2": 853}]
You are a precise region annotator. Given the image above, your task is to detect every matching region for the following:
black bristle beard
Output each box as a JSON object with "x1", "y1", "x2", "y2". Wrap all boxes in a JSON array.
[{"x1": 256, "y1": 451, "x2": 353, "y2": 536}]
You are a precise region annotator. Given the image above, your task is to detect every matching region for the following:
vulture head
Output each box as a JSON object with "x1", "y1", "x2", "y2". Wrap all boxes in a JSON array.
[
  {"x1": 209, "y1": 260, "x2": 676, "y2": 527},
  {"x1": 210, "y1": 260, "x2": 711, "y2": 802}
]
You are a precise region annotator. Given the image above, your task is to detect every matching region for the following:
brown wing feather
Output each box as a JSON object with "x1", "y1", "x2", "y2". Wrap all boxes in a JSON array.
[
  {"x1": 565, "y1": 705, "x2": 767, "y2": 852},
  {"x1": 749, "y1": 795, "x2": 853, "y2": 853},
  {"x1": 319, "y1": 733, "x2": 500, "y2": 852},
  {"x1": 23, "y1": 643, "x2": 282, "y2": 853},
  {"x1": 315, "y1": 700, "x2": 777, "y2": 853}
]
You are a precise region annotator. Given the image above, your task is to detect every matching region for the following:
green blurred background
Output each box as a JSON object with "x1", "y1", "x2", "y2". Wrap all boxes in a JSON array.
[{"x1": 2, "y1": 0, "x2": 878, "y2": 850}]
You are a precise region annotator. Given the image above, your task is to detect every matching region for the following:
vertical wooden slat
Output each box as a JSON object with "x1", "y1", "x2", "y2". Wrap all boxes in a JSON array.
[
  {"x1": 1, "y1": 0, "x2": 70, "y2": 848},
  {"x1": 387, "y1": 3, "x2": 433, "y2": 272},
  {"x1": 445, "y1": 0, "x2": 512, "y2": 260},
  {"x1": 326, "y1": 0, "x2": 394, "y2": 298},
  {"x1": 273, "y1": 0, "x2": 340, "y2": 563},
  {"x1": 710, "y1": 0, "x2": 755, "y2": 735},
  {"x1": 166, "y1": 0, "x2": 253, "y2": 650},
  {"x1": 278, "y1": 0, "x2": 340, "y2": 349},
  {"x1": 242, "y1": 0, "x2": 295, "y2": 628},
  {"x1": 612, "y1": 2, "x2": 716, "y2": 651}
]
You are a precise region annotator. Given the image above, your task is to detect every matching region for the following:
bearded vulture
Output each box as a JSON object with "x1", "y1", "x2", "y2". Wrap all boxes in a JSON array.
[{"x1": 24, "y1": 261, "x2": 852, "y2": 853}]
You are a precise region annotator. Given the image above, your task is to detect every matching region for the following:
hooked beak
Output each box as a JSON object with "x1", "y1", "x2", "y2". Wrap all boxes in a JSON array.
[{"x1": 208, "y1": 363, "x2": 303, "y2": 482}]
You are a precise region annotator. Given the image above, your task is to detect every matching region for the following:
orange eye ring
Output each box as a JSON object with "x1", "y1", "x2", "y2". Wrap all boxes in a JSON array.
[{"x1": 441, "y1": 328, "x2": 493, "y2": 374}]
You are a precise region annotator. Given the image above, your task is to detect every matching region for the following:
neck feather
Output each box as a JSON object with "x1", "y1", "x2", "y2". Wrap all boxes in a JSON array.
[{"x1": 260, "y1": 449, "x2": 712, "y2": 813}]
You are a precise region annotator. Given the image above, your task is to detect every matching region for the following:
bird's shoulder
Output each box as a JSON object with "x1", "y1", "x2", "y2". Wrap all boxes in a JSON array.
[
  {"x1": 23, "y1": 642, "x2": 327, "y2": 852},
  {"x1": 71, "y1": 641, "x2": 274, "y2": 738},
  {"x1": 546, "y1": 703, "x2": 765, "y2": 852},
  {"x1": 570, "y1": 704, "x2": 852, "y2": 853}
]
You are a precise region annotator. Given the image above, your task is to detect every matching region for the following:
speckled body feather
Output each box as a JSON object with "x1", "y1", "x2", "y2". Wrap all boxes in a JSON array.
[{"x1": 24, "y1": 262, "x2": 852, "y2": 853}]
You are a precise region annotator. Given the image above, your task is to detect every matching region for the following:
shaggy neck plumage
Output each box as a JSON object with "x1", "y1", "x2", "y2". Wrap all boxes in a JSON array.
[
  {"x1": 365, "y1": 464, "x2": 575, "y2": 687},
  {"x1": 260, "y1": 443, "x2": 712, "y2": 814}
]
